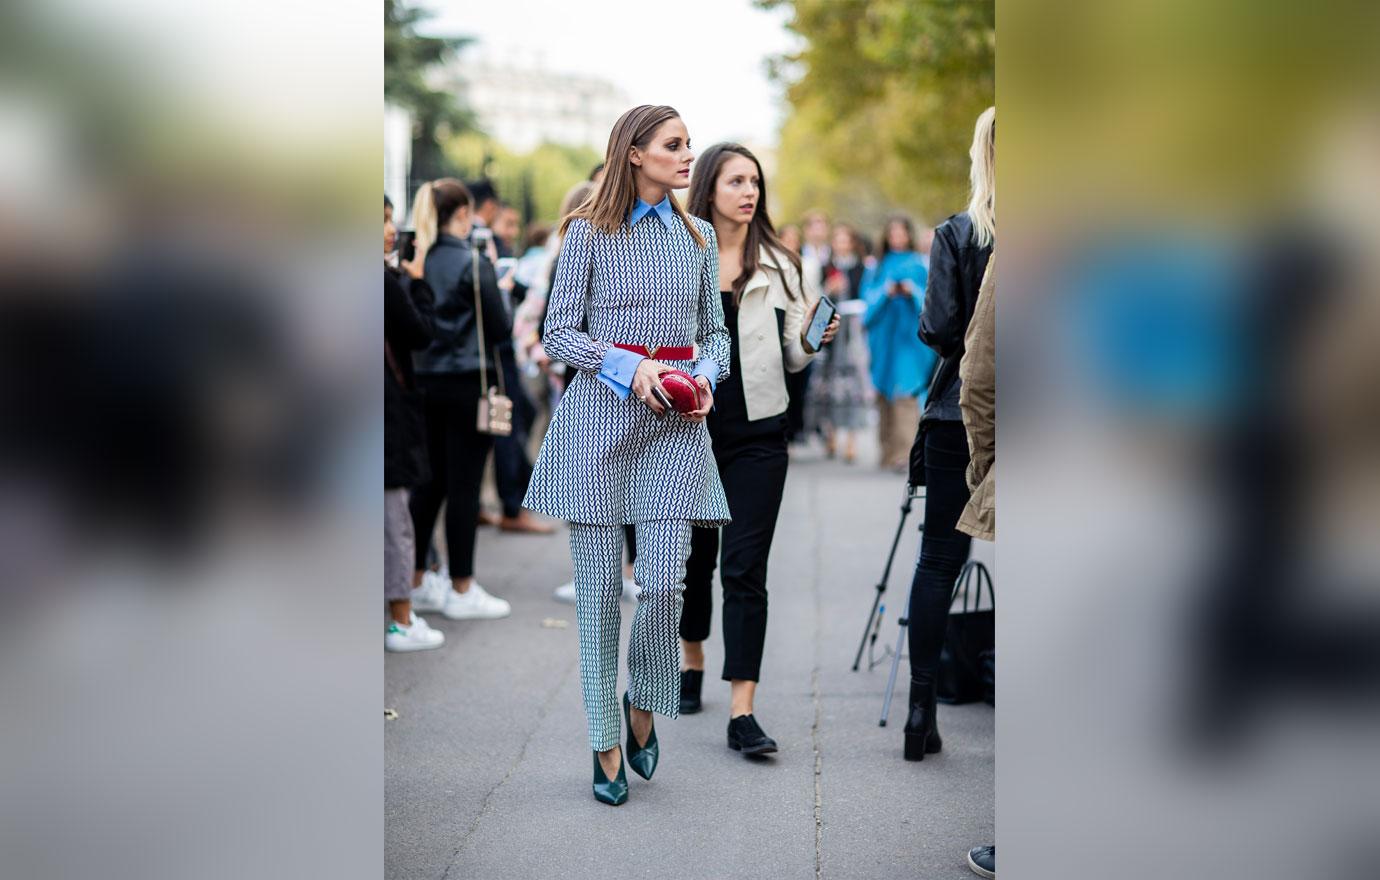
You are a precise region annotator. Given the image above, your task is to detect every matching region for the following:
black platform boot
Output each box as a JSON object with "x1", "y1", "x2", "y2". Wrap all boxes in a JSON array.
[{"x1": 903, "y1": 677, "x2": 943, "y2": 761}]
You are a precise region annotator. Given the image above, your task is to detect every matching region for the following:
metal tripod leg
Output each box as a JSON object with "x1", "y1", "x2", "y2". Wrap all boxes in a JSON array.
[
  {"x1": 852, "y1": 482, "x2": 920, "y2": 672},
  {"x1": 879, "y1": 589, "x2": 912, "y2": 726}
]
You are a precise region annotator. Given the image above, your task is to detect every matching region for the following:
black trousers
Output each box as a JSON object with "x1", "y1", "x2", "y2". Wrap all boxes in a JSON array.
[
  {"x1": 409, "y1": 374, "x2": 493, "y2": 579},
  {"x1": 907, "y1": 421, "x2": 973, "y2": 684},
  {"x1": 492, "y1": 345, "x2": 536, "y2": 518},
  {"x1": 783, "y1": 361, "x2": 813, "y2": 442},
  {"x1": 682, "y1": 428, "x2": 789, "y2": 682}
]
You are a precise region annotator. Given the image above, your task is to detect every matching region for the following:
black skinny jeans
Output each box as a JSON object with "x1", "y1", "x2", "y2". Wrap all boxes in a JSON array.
[
  {"x1": 409, "y1": 374, "x2": 493, "y2": 579},
  {"x1": 907, "y1": 420, "x2": 973, "y2": 685},
  {"x1": 681, "y1": 428, "x2": 789, "y2": 682}
]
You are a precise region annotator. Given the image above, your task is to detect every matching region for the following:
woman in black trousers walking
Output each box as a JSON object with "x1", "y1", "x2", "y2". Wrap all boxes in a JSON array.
[
  {"x1": 682, "y1": 144, "x2": 838, "y2": 754},
  {"x1": 905, "y1": 107, "x2": 995, "y2": 761}
]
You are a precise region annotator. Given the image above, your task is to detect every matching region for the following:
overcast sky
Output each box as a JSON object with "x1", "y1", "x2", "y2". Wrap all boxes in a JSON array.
[{"x1": 416, "y1": 0, "x2": 801, "y2": 150}]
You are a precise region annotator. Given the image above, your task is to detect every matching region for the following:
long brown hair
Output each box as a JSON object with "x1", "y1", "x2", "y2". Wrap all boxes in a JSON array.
[
  {"x1": 559, "y1": 105, "x2": 706, "y2": 249},
  {"x1": 686, "y1": 142, "x2": 803, "y2": 304}
]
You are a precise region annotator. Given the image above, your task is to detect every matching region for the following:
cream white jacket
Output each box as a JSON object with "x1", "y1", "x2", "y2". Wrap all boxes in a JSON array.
[{"x1": 732, "y1": 245, "x2": 821, "y2": 421}]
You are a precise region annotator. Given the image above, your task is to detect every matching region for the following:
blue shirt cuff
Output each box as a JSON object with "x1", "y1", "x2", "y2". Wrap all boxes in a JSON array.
[
  {"x1": 598, "y1": 346, "x2": 645, "y2": 400},
  {"x1": 691, "y1": 359, "x2": 719, "y2": 392}
]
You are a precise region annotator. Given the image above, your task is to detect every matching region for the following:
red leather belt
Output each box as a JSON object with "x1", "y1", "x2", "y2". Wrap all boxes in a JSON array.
[{"x1": 613, "y1": 343, "x2": 695, "y2": 360}]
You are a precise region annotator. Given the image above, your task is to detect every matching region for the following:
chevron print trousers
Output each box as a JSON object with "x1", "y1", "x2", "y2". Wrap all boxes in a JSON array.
[{"x1": 569, "y1": 519, "x2": 691, "y2": 751}]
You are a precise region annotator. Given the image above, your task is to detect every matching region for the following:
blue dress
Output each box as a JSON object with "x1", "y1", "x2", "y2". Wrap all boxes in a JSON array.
[
  {"x1": 522, "y1": 213, "x2": 733, "y2": 527},
  {"x1": 861, "y1": 251, "x2": 937, "y2": 401}
]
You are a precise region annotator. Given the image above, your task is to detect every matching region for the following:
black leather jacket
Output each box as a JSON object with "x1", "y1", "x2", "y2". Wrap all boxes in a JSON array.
[
  {"x1": 918, "y1": 212, "x2": 993, "y2": 423},
  {"x1": 414, "y1": 233, "x2": 511, "y2": 376}
]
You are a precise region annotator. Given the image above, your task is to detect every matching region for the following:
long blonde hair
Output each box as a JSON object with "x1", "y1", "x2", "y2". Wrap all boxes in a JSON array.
[
  {"x1": 411, "y1": 181, "x2": 438, "y2": 262},
  {"x1": 967, "y1": 106, "x2": 996, "y2": 249},
  {"x1": 559, "y1": 105, "x2": 706, "y2": 249}
]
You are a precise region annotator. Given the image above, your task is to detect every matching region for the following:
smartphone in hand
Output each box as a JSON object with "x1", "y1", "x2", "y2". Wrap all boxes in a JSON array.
[
  {"x1": 650, "y1": 385, "x2": 674, "y2": 414},
  {"x1": 804, "y1": 294, "x2": 837, "y2": 352}
]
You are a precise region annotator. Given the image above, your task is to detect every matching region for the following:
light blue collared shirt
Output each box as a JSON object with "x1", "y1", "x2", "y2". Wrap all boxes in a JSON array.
[
  {"x1": 596, "y1": 193, "x2": 719, "y2": 400},
  {"x1": 628, "y1": 195, "x2": 676, "y2": 229},
  {"x1": 599, "y1": 345, "x2": 720, "y2": 400}
]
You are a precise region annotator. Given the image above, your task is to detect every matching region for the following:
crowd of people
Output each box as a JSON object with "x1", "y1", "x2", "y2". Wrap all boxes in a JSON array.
[{"x1": 385, "y1": 103, "x2": 996, "y2": 873}]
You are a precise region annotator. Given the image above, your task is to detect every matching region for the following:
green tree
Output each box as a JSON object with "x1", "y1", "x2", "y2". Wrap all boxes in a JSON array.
[
  {"x1": 384, "y1": 0, "x2": 476, "y2": 183},
  {"x1": 444, "y1": 134, "x2": 602, "y2": 227},
  {"x1": 760, "y1": 0, "x2": 994, "y2": 234}
]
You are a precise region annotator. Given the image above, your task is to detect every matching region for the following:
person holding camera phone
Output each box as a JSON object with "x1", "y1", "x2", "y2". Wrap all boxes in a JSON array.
[
  {"x1": 681, "y1": 143, "x2": 838, "y2": 755},
  {"x1": 384, "y1": 194, "x2": 446, "y2": 652},
  {"x1": 861, "y1": 215, "x2": 936, "y2": 471},
  {"x1": 522, "y1": 106, "x2": 728, "y2": 806}
]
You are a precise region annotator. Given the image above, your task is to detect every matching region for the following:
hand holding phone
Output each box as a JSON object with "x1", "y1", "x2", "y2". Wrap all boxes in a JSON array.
[
  {"x1": 650, "y1": 385, "x2": 673, "y2": 414},
  {"x1": 804, "y1": 294, "x2": 837, "y2": 353}
]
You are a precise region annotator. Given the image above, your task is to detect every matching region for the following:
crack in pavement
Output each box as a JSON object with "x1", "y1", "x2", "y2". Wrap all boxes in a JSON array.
[
  {"x1": 440, "y1": 649, "x2": 578, "y2": 880},
  {"x1": 808, "y1": 472, "x2": 825, "y2": 880}
]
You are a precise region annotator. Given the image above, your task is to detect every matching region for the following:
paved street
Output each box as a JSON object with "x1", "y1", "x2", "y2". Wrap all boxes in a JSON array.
[{"x1": 386, "y1": 443, "x2": 995, "y2": 879}]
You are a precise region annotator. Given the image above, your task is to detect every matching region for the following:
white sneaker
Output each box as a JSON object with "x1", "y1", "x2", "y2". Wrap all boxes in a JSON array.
[
  {"x1": 442, "y1": 582, "x2": 511, "y2": 620},
  {"x1": 553, "y1": 581, "x2": 576, "y2": 604},
  {"x1": 410, "y1": 572, "x2": 448, "y2": 613},
  {"x1": 553, "y1": 579, "x2": 639, "y2": 603},
  {"x1": 385, "y1": 614, "x2": 445, "y2": 652}
]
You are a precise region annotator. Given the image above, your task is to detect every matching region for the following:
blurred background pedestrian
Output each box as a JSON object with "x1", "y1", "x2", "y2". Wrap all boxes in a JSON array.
[
  {"x1": 814, "y1": 223, "x2": 872, "y2": 463},
  {"x1": 862, "y1": 215, "x2": 934, "y2": 470},
  {"x1": 406, "y1": 178, "x2": 515, "y2": 621},
  {"x1": 385, "y1": 195, "x2": 445, "y2": 651},
  {"x1": 905, "y1": 106, "x2": 995, "y2": 761}
]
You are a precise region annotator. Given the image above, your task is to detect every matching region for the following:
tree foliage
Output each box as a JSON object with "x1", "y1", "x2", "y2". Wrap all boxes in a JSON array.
[
  {"x1": 759, "y1": 0, "x2": 993, "y2": 233},
  {"x1": 384, "y1": 0, "x2": 476, "y2": 182},
  {"x1": 444, "y1": 134, "x2": 601, "y2": 226}
]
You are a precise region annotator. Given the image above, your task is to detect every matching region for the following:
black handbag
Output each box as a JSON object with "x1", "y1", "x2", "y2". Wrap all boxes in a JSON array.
[{"x1": 937, "y1": 560, "x2": 995, "y2": 705}]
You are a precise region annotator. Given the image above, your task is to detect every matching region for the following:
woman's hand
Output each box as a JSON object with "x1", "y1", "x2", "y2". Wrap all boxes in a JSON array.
[
  {"x1": 802, "y1": 300, "x2": 842, "y2": 351},
  {"x1": 685, "y1": 376, "x2": 714, "y2": 423},
  {"x1": 631, "y1": 358, "x2": 672, "y2": 415},
  {"x1": 820, "y1": 315, "x2": 840, "y2": 346},
  {"x1": 531, "y1": 343, "x2": 551, "y2": 370},
  {"x1": 400, "y1": 256, "x2": 424, "y2": 280}
]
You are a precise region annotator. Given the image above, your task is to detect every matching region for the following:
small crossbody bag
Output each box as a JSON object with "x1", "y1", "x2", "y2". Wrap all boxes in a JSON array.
[{"x1": 471, "y1": 254, "x2": 513, "y2": 437}]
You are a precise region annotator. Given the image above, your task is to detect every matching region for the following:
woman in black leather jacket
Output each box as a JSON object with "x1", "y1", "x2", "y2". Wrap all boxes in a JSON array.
[
  {"x1": 903, "y1": 107, "x2": 995, "y2": 761},
  {"x1": 406, "y1": 179, "x2": 516, "y2": 622}
]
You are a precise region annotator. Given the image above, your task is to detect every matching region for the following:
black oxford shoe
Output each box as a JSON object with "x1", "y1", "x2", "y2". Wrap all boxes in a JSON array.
[{"x1": 727, "y1": 714, "x2": 778, "y2": 755}]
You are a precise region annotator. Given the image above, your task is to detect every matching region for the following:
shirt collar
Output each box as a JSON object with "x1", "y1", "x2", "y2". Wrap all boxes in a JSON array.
[{"x1": 629, "y1": 195, "x2": 675, "y2": 229}]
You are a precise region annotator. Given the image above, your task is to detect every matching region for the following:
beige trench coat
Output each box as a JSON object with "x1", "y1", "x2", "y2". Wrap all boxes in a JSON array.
[{"x1": 957, "y1": 256, "x2": 995, "y2": 540}]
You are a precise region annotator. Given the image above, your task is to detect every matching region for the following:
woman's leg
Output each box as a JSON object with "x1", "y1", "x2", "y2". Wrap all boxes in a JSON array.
[
  {"x1": 907, "y1": 421, "x2": 974, "y2": 681},
  {"x1": 442, "y1": 387, "x2": 493, "y2": 585},
  {"x1": 718, "y1": 436, "x2": 789, "y2": 693},
  {"x1": 890, "y1": 396, "x2": 919, "y2": 468},
  {"x1": 680, "y1": 525, "x2": 719, "y2": 668},
  {"x1": 623, "y1": 524, "x2": 637, "y2": 581},
  {"x1": 877, "y1": 396, "x2": 895, "y2": 467},
  {"x1": 569, "y1": 522, "x2": 626, "y2": 752},
  {"x1": 627, "y1": 519, "x2": 692, "y2": 719},
  {"x1": 385, "y1": 488, "x2": 415, "y2": 624},
  {"x1": 408, "y1": 391, "x2": 450, "y2": 582}
]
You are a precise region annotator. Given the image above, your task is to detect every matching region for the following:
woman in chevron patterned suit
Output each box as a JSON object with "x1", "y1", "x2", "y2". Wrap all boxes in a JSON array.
[{"x1": 522, "y1": 105, "x2": 731, "y2": 806}]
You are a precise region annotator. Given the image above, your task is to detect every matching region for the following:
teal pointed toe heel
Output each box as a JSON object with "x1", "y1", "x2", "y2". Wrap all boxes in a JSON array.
[
  {"x1": 592, "y1": 749, "x2": 628, "y2": 806},
  {"x1": 623, "y1": 692, "x2": 660, "y2": 781}
]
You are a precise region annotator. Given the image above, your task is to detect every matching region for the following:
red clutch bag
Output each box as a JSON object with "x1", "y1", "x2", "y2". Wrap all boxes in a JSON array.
[{"x1": 658, "y1": 370, "x2": 701, "y2": 414}]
